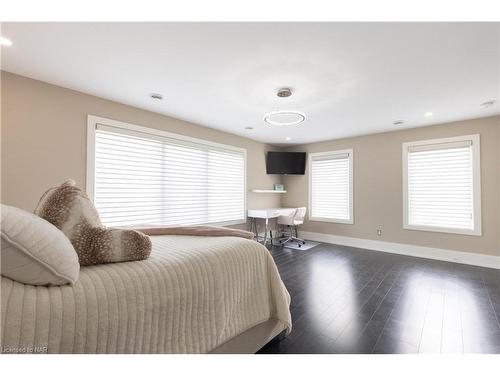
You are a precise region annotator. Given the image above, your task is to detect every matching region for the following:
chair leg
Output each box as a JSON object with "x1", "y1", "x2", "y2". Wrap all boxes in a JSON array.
[
  {"x1": 279, "y1": 237, "x2": 292, "y2": 245},
  {"x1": 278, "y1": 224, "x2": 307, "y2": 247},
  {"x1": 288, "y1": 226, "x2": 306, "y2": 246},
  {"x1": 278, "y1": 225, "x2": 291, "y2": 246}
]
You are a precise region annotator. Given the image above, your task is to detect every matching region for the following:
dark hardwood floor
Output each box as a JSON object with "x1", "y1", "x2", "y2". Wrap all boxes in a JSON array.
[{"x1": 257, "y1": 242, "x2": 500, "y2": 354}]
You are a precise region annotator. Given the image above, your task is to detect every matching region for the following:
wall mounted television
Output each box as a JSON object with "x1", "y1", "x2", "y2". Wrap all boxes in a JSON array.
[{"x1": 266, "y1": 152, "x2": 306, "y2": 175}]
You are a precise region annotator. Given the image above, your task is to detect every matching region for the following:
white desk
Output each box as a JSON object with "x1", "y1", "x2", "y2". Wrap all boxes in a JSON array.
[{"x1": 247, "y1": 208, "x2": 296, "y2": 245}]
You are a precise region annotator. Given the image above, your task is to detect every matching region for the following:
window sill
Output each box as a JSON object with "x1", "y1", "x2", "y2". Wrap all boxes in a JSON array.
[
  {"x1": 403, "y1": 224, "x2": 481, "y2": 236},
  {"x1": 309, "y1": 217, "x2": 354, "y2": 225},
  {"x1": 208, "y1": 219, "x2": 247, "y2": 227}
]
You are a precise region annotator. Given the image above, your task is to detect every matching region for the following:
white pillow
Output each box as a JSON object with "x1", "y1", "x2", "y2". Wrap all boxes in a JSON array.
[{"x1": 1, "y1": 204, "x2": 80, "y2": 285}]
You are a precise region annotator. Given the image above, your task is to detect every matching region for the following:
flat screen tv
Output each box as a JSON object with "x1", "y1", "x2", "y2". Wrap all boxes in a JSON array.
[{"x1": 266, "y1": 152, "x2": 306, "y2": 175}]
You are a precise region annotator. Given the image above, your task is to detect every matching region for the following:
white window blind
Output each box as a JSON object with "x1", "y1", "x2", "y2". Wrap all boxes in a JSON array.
[
  {"x1": 309, "y1": 150, "x2": 353, "y2": 223},
  {"x1": 92, "y1": 123, "x2": 246, "y2": 227},
  {"x1": 404, "y1": 135, "x2": 481, "y2": 235}
]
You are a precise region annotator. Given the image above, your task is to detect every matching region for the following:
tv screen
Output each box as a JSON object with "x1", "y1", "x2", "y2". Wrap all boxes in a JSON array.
[{"x1": 266, "y1": 152, "x2": 306, "y2": 175}]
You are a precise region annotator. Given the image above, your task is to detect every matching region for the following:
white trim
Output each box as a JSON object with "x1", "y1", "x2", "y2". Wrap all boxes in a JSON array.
[
  {"x1": 86, "y1": 115, "x2": 247, "y2": 226},
  {"x1": 88, "y1": 115, "x2": 246, "y2": 153},
  {"x1": 402, "y1": 134, "x2": 482, "y2": 236},
  {"x1": 308, "y1": 148, "x2": 354, "y2": 224},
  {"x1": 251, "y1": 189, "x2": 287, "y2": 193},
  {"x1": 299, "y1": 231, "x2": 500, "y2": 269},
  {"x1": 403, "y1": 134, "x2": 476, "y2": 150},
  {"x1": 86, "y1": 117, "x2": 96, "y2": 201}
]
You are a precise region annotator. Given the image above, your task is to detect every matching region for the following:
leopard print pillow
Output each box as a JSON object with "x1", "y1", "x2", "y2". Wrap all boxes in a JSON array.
[{"x1": 35, "y1": 180, "x2": 151, "y2": 266}]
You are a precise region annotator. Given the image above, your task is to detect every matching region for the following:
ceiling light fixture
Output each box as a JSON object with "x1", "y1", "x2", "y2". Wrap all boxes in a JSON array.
[
  {"x1": 481, "y1": 100, "x2": 495, "y2": 108},
  {"x1": 285, "y1": 137, "x2": 292, "y2": 141},
  {"x1": 244, "y1": 126, "x2": 253, "y2": 130},
  {"x1": 264, "y1": 111, "x2": 306, "y2": 126},
  {"x1": 150, "y1": 93, "x2": 163, "y2": 100},
  {"x1": 0, "y1": 37, "x2": 12, "y2": 46},
  {"x1": 264, "y1": 87, "x2": 305, "y2": 126},
  {"x1": 424, "y1": 112, "x2": 433, "y2": 117},
  {"x1": 277, "y1": 88, "x2": 293, "y2": 98},
  {"x1": 393, "y1": 120, "x2": 405, "y2": 126}
]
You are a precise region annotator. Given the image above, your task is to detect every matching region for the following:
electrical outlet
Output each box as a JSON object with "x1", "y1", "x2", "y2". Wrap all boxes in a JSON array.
[{"x1": 377, "y1": 229, "x2": 382, "y2": 236}]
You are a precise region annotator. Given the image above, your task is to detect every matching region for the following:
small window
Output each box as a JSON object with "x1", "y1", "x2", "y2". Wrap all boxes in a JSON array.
[
  {"x1": 403, "y1": 134, "x2": 481, "y2": 236},
  {"x1": 309, "y1": 149, "x2": 353, "y2": 224},
  {"x1": 87, "y1": 116, "x2": 246, "y2": 227}
]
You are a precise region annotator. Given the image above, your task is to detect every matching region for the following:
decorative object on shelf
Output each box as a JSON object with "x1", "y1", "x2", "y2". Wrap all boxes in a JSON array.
[{"x1": 274, "y1": 183, "x2": 284, "y2": 191}]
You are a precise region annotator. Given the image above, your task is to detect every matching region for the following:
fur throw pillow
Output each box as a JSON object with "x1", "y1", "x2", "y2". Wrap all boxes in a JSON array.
[{"x1": 34, "y1": 180, "x2": 151, "y2": 266}]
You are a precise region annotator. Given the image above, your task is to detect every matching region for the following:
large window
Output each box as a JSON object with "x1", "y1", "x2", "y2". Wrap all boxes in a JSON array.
[
  {"x1": 309, "y1": 149, "x2": 353, "y2": 224},
  {"x1": 87, "y1": 116, "x2": 246, "y2": 227},
  {"x1": 403, "y1": 134, "x2": 481, "y2": 236}
]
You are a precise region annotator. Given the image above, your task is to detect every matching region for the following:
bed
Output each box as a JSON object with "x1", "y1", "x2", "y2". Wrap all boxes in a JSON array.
[{"x1": 0, "y1": 235, "x2": 291, "y2": 354}]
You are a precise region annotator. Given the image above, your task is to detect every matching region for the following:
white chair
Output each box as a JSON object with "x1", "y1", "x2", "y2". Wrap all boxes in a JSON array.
[{"x1": 277, "y1": 207, "x2": 307, "y2": 247}]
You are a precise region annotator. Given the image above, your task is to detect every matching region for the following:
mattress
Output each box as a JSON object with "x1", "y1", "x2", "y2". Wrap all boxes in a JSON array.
[{"x1": 0, "y1": 235, "x2": 291, "y2": 353}]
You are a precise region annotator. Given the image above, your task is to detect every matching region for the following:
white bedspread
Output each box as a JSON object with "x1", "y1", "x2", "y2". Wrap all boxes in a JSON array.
[{"x1": 1, "y1": 235, "x2": 291, "y2": 353}]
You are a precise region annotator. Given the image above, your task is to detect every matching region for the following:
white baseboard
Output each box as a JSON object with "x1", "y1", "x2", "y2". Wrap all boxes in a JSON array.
[{"x1": 299, "y1": 231, "x2": 500, "y2": 269}]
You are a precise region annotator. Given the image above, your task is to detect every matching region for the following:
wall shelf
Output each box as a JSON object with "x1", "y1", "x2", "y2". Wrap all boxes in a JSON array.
[{"x1": 251, "y1": 189, "x2": 287, "y2": 194}]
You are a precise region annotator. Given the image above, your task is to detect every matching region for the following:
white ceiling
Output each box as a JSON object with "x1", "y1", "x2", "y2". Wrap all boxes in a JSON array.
[{"x1": 1, "y1": 22, "x2": 499, "y2": 145}]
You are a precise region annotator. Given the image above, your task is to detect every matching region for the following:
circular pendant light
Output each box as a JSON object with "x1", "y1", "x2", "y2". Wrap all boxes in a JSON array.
[
  {"x1": 263, "y1": 87, "x2": 305, "y2": 126},
  {"x1": 264, "y1": 110, "x2": 306, "y2": 126}
]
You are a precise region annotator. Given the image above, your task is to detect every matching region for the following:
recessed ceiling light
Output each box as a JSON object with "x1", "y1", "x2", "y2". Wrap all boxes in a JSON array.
[
  {"x1": 393, "y1": 120, "x2": 405, "y2": 126},
  {"x1": 264, "y1": 111, "x2": 306, "y2": 126},
  {"x1": 285, "y1": 137, "x2": 292, "y2": 141},
  {"x1": 481, "y1": 100, "x2": 495, "y2": 108},
  {"x1": 0, "y1": 37, "x2": 12, "y2": 47},
  {"x1": 150, "y1": 93, "x2": 163, "y2": 100},
  {"x1": 425, "y1": 112, "x2": 433, "y2": 117},
  {"x1": 244, "y1": 126, "x2": 253, "y2": 130}
]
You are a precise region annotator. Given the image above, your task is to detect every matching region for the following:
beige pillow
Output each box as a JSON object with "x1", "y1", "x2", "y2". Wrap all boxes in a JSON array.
[{"x1": 1, "y1": 204, "x2": 80, "y2": 285}]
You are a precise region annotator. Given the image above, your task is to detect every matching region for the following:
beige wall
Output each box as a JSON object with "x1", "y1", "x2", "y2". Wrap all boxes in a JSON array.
[
  {"x1": 2, "y1": 72, "x2": 499, "y2": 256},
  {"x1": 282, "y1": 116, "x2": 500, "y2": 256},
  {"x1": 1, "y1": 72, "x2": 282, "y2": 219}
]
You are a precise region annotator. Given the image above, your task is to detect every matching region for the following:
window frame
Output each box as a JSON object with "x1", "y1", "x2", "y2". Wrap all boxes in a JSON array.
[
  {"x1": 86, "y1": 115, "x2": 247, "y2": 227},
  {"x1": 402, "y1": 134, "x2": 481, "y2": 236},
  {"x1": 308, "y1": 149, "x2": 354, "y2": 224}
]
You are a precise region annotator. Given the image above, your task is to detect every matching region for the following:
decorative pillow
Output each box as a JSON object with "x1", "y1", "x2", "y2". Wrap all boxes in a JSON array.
[
  {"x1": 1, "y1": 204, "x2": 80, "y2": 285},
  {"x1": 34, "y1": 180, "x2": 151, "y2": 266}
]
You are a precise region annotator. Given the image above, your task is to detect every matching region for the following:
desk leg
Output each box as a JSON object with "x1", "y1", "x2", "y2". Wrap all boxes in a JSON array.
[
  {"x1": 250, "y1": 218, "x2": 258, "y2": 240},
  {"x1": 263, "y1": 218, "x2": 269, "y2": 245}
]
